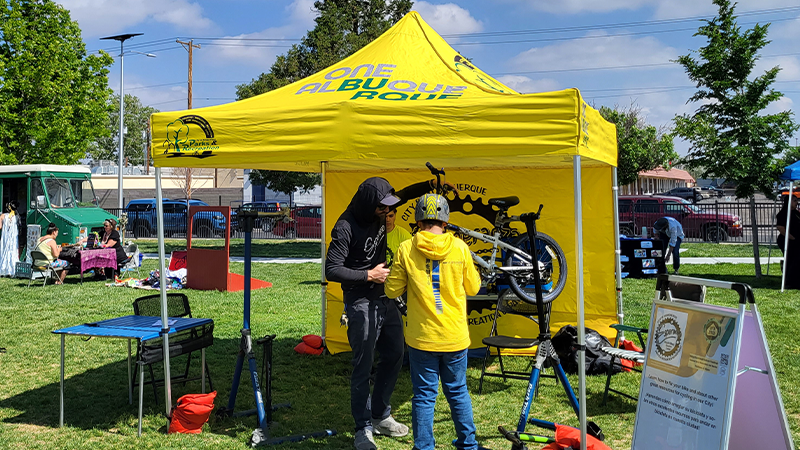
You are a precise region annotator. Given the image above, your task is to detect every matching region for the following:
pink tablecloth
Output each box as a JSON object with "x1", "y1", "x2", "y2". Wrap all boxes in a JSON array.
[{"x1": 78, "y1": 248, "x2": 117, "y2": 273}]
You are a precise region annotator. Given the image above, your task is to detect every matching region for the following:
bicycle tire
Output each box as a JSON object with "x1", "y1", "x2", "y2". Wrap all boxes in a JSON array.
[{"x1": 504, "y1": 232, "x2": 567, "y2": 305}]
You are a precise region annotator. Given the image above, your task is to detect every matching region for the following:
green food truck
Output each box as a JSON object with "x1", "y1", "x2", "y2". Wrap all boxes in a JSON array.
[{"x1": 0, "y1": 165, "x2": 117, "y2": 245}]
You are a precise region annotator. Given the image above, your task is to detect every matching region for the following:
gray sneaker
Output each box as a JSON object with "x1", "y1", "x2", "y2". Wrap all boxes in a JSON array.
[
  {"x1": 354, "y1": 428, "x2": 377, "y2": 450},
  {"x1": 372, "y1": 415, "x2": 409, "y2": 437}
]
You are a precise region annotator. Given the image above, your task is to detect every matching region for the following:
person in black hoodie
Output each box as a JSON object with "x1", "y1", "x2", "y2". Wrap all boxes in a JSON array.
[{"x1": 326, "y1": 176, "x2": 431, "y2": 450}]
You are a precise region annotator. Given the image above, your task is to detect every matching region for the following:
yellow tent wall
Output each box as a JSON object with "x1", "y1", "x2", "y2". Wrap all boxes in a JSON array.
[{"x1": 324, "y1": 165, "x2": 616, "y2": 354}]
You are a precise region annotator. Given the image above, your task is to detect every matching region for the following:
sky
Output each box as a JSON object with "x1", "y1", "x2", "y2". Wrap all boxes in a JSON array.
[{"x1": 57, "y1": 0, "x2": 800, "y2": 155}]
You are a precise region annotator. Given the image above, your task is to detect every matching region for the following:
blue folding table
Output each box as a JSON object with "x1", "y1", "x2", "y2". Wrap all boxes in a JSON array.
[{"x1": 53, "y1": 315, "x2": 213, "y2": 436}]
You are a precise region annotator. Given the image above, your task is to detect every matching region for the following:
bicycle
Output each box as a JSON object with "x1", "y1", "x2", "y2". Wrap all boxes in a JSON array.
[{"x1": 424, "y1": 163, "x2": 567, "y2": 305}]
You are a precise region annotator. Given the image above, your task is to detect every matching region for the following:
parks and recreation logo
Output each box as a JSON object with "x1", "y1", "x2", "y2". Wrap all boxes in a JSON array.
[
  {"x1": 160, "y1": 114, "x2": 218, "y2": 159},
  {"x1": 654, "y1": 313, "x2": 683, "y2": 361},
  {"x1": 703, "y1": 318, "x2": 722, "y2": 344}
]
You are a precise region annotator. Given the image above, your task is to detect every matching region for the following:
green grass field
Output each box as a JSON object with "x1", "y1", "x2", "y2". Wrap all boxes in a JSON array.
[
  {"x1": 133, "y1": 238, "x2": 780, "y2": 259},
  {"x1": 0, "y1": 255, "x2": 796, "y2": 448}
]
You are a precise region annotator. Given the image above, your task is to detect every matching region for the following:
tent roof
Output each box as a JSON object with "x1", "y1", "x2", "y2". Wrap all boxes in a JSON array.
[
  {"x1": 150, "y1": 12, "x2": 617, "y2": 172},
  {"x1": 781, "y1": 160, "x2": 800, "y2": 180}
]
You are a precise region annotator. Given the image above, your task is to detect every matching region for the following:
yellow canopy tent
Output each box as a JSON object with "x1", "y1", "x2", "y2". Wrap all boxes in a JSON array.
[{"x1": 149, "y1": 11, "x2": 620, "y2": 447}]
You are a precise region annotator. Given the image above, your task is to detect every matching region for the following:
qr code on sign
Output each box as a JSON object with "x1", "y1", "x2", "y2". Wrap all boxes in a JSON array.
[{"x1": 720, "y1": 353, "x2": 729, "y2": 366}]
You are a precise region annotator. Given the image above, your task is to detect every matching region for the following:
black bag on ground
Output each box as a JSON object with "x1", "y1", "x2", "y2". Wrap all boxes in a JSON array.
[{"x1": 551, "y1": 325, "x2": 621, "y2": 376}]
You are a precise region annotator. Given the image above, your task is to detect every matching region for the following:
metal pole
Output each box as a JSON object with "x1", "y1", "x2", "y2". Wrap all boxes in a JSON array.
[
  {"x1": 781, "y1": 183, "x2": 793, "y2": 292},
  {"x1": 572, "y1": 155, "x2": 587, "y2": 450},
  {"x1": 60, "y1": 334, "x2": 64, "y2": 427},
  {"x1": 118, "y1": 41, "x2": 125, "y2": 210},
  {"x1": 320, "y1": 162, "x2": 328, "y2": 345},
  {"x1": 612, "y1": 167, "x2": 624, "y2": 338},
  {"x1": 155, "y1": 168, "x2": 173, "y2": 418}
]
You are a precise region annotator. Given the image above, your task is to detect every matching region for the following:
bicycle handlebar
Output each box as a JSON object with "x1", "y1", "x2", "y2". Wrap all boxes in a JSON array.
[
  {"x1": 519, "y1": 204, "x2": 544, "y2": 222},
  {"x1": 426, "y1": 162, "x2": 446, "y2": 195}
]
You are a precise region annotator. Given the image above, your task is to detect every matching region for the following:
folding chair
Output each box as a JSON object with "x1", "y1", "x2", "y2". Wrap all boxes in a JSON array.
[
  {"x1": 28, "y1": 250, "x2": 57, "y2": 287},
  {"x1": 478, "y1": 291, "x2": 541, "y2": 394},
  {"x1": 119, "y1": 242, "x2": 141, "y2": 278},
  {"x1": 131, "y1": 293, "x2": 213, "y2": 402},
  {"x1": 601, "y1": 279, "x2": 706, "y2": 404}
]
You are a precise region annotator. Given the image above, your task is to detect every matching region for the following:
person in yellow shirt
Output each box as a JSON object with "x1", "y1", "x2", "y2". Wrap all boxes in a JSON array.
[
  {"x1": 385, "y1": 194, "x2": 481, "y2": 450},
  {"x1": 385, "y1": 207, "x2": 412, "y2": 268}
]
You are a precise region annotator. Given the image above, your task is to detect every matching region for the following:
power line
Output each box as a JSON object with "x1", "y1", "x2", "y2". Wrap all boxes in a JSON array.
[
  {"x1": 107, "y1": 4, "x2": 800, "y2": 55},
  {"x1": 441, "y1": 5, "x2": 800, "y2": 38}
]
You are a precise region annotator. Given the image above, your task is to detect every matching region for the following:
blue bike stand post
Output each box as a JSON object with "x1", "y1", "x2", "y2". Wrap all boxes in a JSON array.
[
  {"x1": 219, "y1": 211, "x2": 336, "y2": 447},
  {"x1": 506, "y1": 210, "x2": 604, "y2": 445}
]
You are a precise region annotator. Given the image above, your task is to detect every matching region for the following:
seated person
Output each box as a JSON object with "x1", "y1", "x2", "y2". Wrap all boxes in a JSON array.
[
  {"x1": 34, "y1": 223, "x2": 69, "y2": 285},
  {"x1": 78, "y1": 218, "x2": 128, "y2": 279}
]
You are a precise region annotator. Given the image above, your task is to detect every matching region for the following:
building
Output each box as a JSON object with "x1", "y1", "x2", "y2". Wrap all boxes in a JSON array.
[
  {"x1": 620, "y1": 167, "x2": 696, "y2": 195},
  {"x1": 91, "y1": 164, "x2": 244, "y2": 208}
]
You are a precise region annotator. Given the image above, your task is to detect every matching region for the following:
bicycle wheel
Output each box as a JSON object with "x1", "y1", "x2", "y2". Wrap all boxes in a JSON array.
[{"x1": 503, "y1": 232, "x2": 567, "y2": 305}]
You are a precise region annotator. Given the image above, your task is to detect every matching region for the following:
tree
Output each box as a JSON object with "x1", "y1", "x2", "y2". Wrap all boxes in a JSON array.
[
  {"x1": 237, "y1": 0, "x2": 412, "y2": 197},
  {"x1": 673, "y1": 0, "x2": 798, "y2": 276},
  {"x1": 90, "y1": 94, "x2": 159, "y2": 166},
  {"x1": 600, "y1": 105, "x2": 677, "y2": 186},
  {"x1": 248, "y1": 170, "x2": 321, "y2": 205},
  {"x1": 0, "y1": 0, "x2": 114, "y2": 165}
]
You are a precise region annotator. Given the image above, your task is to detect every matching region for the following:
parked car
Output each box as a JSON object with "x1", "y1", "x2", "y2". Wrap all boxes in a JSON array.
[
  {"x1": 231, "y1": 200, "x2": 289, "y2": 232},
  {"x1": 655, "y1": 187, "x2": 706, "y2": 201},
  {"x1": 618, "y1": 195, "x2": 742, "y2": 241},
  {"x1": 126, "y1": 199, "x2": 227, "y2": 238},
  {"x1": 698, "y1": 186, "x2": 724, "y2": 198},
  {"x1": 273, "y1": 205, "x2": 322, "y2": 239}
]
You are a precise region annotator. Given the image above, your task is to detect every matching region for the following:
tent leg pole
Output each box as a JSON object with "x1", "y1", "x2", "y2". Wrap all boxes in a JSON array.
[
  {"x1": 155, "y1": 167, "x2": 173, "y2": 423},
  {"x1": 612, "y1": 168, "x2": 624, "y2": 338},
  {"x1": 320, "y1": 161, "x2": 328, "y2": 348},
  {"x1": 573, "y1": 156, "x2": 587, "y2": 450},
  {"x1": 782, "y1": 182, "x2": 793, "y2": 292}
]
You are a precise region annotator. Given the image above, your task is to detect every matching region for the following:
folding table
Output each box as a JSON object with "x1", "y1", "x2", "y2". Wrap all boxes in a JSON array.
[{"x1": 53, "y1": 315, "x2": 213, "y2": 436}]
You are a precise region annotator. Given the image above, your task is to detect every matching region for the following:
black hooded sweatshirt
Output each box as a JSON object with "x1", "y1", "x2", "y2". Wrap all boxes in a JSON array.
[{"x1": 325, "y1": 177, "x2": 429, "y2": 302}]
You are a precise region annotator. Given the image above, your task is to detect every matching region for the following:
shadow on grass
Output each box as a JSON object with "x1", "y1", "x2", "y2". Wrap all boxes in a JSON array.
[
  {"x1": 681, "y1": 271, "x2": 784, "y2": 290},
  {"x1": 0, "y1": 336, "x2": 354, "y2": 445}
]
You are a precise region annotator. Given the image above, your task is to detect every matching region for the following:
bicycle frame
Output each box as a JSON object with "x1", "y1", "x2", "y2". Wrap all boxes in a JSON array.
[{"x1": 446, "y1": 222, "x2": 533, "y2": 279}]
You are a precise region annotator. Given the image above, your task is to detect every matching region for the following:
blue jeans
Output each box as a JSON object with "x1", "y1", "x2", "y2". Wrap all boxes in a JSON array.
[
  {"x1": 409, "y1": 347, "x2": 477, "y2": 450},
  {"x1": 659, "y1": 233, "x2": 682, "y2": 273}
]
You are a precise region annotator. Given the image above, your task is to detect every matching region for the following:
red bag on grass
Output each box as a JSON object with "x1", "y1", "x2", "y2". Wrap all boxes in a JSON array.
[
  {"x1": 294, "y1": 335, "x2": 324, "y2": 355},
  {"x1": 168, "y1": 391, "x2": 216, "y2": 434},
  {"x1": 540, "y1": 424, "x2": 612, "y2": 450}
]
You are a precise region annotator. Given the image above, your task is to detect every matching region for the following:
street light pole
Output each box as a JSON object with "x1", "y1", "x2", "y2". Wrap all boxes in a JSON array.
[{"x1": 101, "y1": 33, "x2": 143, "y2": 210}]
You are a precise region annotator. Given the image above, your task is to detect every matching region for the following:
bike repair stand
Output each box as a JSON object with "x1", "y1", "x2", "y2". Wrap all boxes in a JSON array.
[
  {"x1": 216, "y1": 210, "x2": 336, "y2": 447},
  {"x1": 501, "y1": 212, "x2": 603, "y2": 450}
]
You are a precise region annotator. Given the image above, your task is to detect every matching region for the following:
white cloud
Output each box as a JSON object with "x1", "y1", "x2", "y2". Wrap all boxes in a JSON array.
[
  {"x1": 414, "y1": 2, "x2": 483, "y2": 35},
  {"x1": 202, "y1": 0, "x2": 317, "y2": 68},
  {"x1": 506, "y1": 0, "x2": 651, "y2": 14},
  {"x1": 764, "y1": 95, "x2": 794, "y2": 115},
  {"x1": 57, "y1": 0, "x2": 217, "y2": 37},
  {"x1": 651, "y1": 0, "x2": 800, "y2": 20},
  {"x1": 508, "y1": 32, "x2": 679, "y2": 72},
  {"x1": 496, "y1": 75, "x2": 560, "y2": 93},
  {"x1": 501, "y1": 0, "x2": 800, "y2": 17}
]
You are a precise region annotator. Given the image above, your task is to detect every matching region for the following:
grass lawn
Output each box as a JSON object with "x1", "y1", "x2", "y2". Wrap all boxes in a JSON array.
[
  {"x1": 133, "y1": 239, "x2": 321, "y2": 259},
  {"x1": 680, "y1": 242, "x2": 782, "y2": 258},
  {"x1": 0, "y1": 260, "x2": 797, "y2": 449}
]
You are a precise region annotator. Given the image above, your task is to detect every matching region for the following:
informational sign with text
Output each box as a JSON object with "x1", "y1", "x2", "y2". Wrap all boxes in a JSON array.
[{"x1": 632, "y1": 300, "x2": 739, "y2": 450}]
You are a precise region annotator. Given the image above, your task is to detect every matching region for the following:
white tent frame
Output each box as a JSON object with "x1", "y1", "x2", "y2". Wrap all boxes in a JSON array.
[{"x1": 151, "y1": 157, "x2": 621, "y2": 450}]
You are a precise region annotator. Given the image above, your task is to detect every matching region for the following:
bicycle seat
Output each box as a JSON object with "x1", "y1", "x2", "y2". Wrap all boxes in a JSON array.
[{"x1": 488, "y1": 196, "x2": 520, "y2": 209}]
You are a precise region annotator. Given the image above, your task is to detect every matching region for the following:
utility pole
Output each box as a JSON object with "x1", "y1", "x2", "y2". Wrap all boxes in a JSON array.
[{"x1": 177, "y1": 39, "x2": 201, "y2": 197}]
